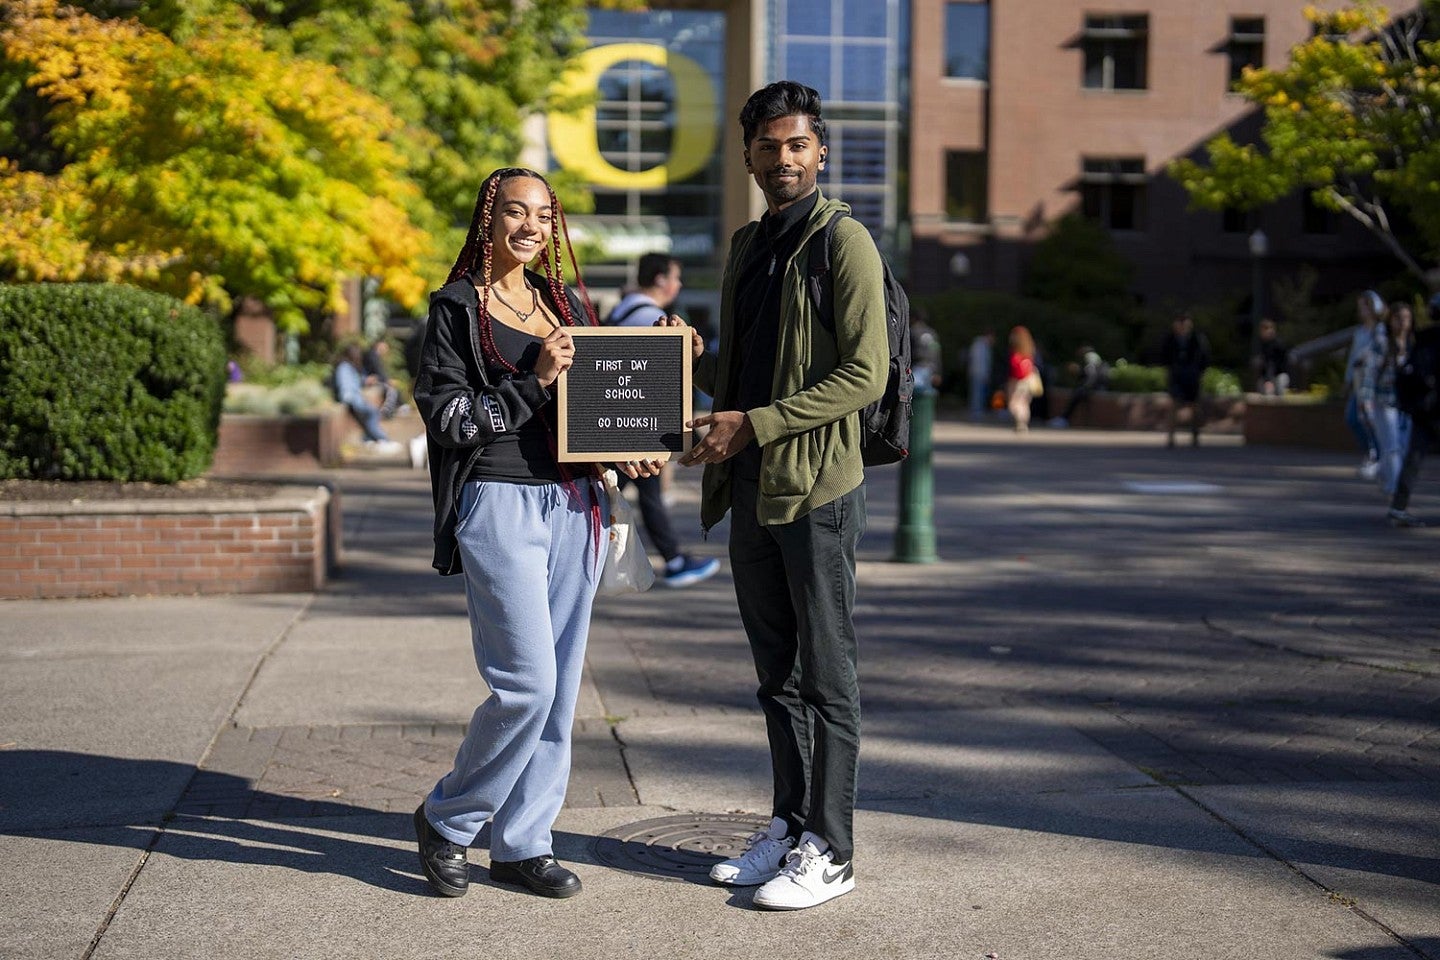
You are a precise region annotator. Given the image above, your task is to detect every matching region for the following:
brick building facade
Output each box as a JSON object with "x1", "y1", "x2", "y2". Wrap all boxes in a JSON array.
[{"x1": 908, "y1": 0, "x2": 1404, "y2": 307}]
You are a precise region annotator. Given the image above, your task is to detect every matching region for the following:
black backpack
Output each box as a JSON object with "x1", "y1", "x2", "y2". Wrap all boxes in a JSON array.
[
  {"x1": 804, "y1": 211, "x2": 913, "y2": 466},
  {"x1": 1396, "y1": 326, "x2": 1440, "y2": 425}
]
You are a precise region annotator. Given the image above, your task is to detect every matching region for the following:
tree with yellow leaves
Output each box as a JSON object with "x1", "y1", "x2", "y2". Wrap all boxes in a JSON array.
[
  {"x1": 1170, "y1": 1, "x2": 1440, "y2": 283},
  {"x1": 0, "y1": 0, "x2": 436, "y2": 332}
]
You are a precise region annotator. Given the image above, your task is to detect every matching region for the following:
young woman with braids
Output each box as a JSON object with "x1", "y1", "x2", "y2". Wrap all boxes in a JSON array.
[{"x1": 411, "y1": 168, "x2": 665, "y2": 900}]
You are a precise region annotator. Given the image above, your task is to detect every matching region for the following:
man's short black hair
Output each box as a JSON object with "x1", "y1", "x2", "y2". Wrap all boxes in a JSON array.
[
  {"x1": 637, "y1": 253, "x2": 678, "y2": 288},
  {"x1": 739, "y1": 80, "x2": 828, "y2": 148}
]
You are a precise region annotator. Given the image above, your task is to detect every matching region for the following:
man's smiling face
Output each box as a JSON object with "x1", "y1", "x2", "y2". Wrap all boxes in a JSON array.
[{"x1": 744, "y1": 114, "x2": 827, "y2": 213}]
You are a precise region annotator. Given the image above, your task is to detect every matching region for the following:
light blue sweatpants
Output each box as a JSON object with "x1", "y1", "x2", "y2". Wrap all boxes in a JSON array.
[{"x1": 425, "y1": 478, "x2": 606, "y2": 861}]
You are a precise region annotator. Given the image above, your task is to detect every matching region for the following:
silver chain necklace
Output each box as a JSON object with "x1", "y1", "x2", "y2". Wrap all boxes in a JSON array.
[{"x1": 490, "y1": 281, "x2": 539, "y2": 322}]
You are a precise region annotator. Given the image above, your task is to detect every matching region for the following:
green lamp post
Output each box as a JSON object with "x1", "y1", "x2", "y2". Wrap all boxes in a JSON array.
[{"x1": 892, "y1": 388, "x2": 938, "y2": 563}]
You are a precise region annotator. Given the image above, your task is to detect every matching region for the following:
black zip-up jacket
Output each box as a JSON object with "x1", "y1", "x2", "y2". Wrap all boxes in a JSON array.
[{"x1": 413, "y1": 273, "x2": 591, "y2": 575}]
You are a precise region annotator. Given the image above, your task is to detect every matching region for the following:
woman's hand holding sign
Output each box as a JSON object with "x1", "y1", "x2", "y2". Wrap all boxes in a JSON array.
[
  {"x1": 615, "y1": 456, "x2": 668, "y2": 479},
  {"x1": 534, "y1": 328, "x2": 574, "y2": 388}
]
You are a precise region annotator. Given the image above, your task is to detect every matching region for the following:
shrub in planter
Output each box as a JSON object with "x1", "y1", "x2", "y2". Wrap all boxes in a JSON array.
[
  {"x1": 1105, "y1": 362, "x2": 1168, "y2": 393},
  {"x1": 0, "y1": 283, "x2": 226, "y2": 482}
]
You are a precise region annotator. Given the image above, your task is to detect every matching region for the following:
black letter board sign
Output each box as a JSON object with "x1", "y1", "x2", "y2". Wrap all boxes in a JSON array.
[{"x1": 557, "y1": 327, "x2": 693, "y2": 462}]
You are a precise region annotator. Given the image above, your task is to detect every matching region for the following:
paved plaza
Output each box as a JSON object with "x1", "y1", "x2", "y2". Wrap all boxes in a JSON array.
[{"x1": 1, "y1": 421, "x2": 1437, "y2": 959}]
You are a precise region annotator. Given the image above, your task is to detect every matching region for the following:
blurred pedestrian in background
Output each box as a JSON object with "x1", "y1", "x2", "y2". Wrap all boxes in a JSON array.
[
  {"x1": 1006, "y1": 325, "x2": 1039, "y2": 434},
  {"x1": 1162, "y1": 313, "x2": 1210, "y2": 448},
  {"x1": 968, "y1": 329, "x2": 994, "y2": 420},
  {"x1": 910, "y1": 307, "x2": 943, "y2": 396},
  {"x1": 1253, "y1": 318, "x2": 1289, "y2": 397},
  {"x1": 1388, "y1": 299, "x2": 1440, "y2": 527},
  {"x1": 1050, "y1": 344, "x2": 1108, "y2": 428},
  {"x1": 1362, "y1": 301, "x2": 1414, "y2": 498},
  {"x1": 334, "y1": 343, "x2": 400, "y2": 454},
  {"x1": 362, "y1": 338, "x2": 402, "y2": 417},
  {"x1": 1346, "y1": 291, "x2": 1386, "y2": 479}
]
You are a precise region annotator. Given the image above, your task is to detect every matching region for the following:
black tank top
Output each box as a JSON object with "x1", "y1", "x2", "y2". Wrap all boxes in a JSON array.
[{"x1": 468, "y1": 319, "x2": 565, "y2": 484}]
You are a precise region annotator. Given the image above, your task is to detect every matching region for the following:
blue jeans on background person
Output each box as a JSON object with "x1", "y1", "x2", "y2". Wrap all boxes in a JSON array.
[
  {"x1": 1345, "y1": 392, "x2": 1378, "y2": 461},
  {"x1": 1372, "y1": 405, "x2": 1412, "y2": 495},
  {"x1": 969, "y1": 372, "x2": 988, "y2": 418},
  {"x1": 345, "y1": 398, "x2": 389, "y2": 443}
]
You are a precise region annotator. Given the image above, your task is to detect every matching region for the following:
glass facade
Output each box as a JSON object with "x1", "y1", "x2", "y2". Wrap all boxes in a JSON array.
[
  {"x1": 562, "y1": 10, "x2": 727, "y2": 294},
  {"x1": 553, "y1": 1, "x2": 908, "y2": 300},
  {"x1": 769, "y1": 0, "x2": 908, "y2": 253}
]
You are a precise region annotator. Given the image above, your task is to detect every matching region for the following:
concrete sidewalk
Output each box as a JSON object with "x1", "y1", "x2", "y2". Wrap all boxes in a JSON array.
[{"x1": 2, "y1": 421, "x2": 1437, "y2": 959}]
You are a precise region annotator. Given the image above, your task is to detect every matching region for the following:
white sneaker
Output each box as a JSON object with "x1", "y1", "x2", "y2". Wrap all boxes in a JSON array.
[
  {"x1": 709, "y1": 817, "x2": 794, "y2": 886},
  {"x1": 1359, "y1": 457, "x2": 1381, "y2": 480},
  {"x1": 408, "y1": 434, "x2": 428, "y2": 470},
  {"x1": 371, "y1": 439, "x2": 403, "y2": 456},
  {"x1": 752, "y1": 832, "x2": 854, "y2": 910}
]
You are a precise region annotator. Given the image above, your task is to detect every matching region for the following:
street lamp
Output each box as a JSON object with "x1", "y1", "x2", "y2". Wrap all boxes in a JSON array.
[{"x1": 1248, "y1": 228, "x2": 1269, "y2": 342}]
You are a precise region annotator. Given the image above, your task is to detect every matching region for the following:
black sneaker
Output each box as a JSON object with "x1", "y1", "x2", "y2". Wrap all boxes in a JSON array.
[
  {"x1": 1387, "y1": 508, "x2": 1426, "y2": 528},
  {"x1": 414, "y1": 805, "x2": 469, "y2": 897},
  {"x1": 489, "y1": 855, "x2": 582, "y2": 898}
]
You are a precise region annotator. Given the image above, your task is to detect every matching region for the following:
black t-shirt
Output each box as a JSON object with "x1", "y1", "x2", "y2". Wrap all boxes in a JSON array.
[
  {"x1": 728, "y1": 190, "x2": 819, "y2": 480},
  {"x1": 468, "y1": 320, "x2": 565, "y2": 484}
]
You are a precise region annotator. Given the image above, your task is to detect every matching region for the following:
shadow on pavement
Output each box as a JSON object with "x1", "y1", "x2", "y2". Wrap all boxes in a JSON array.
[{"x1": 0, "y1": 750, "x2": 621, "y2": 898}]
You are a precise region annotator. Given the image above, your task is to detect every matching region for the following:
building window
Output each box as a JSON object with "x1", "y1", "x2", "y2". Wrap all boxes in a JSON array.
[
  {"x1": 1082, "y1": 14, "x2": 1148, "y2": 91},
  {"x1": 945, "y1": 151, "x2": 988, "y2": 223},
  {"x1": 1302, "y1": 193, "x2": 1338, "y2": 235},
  {"x1": 1080, "y1": 157, "x2": 1147, "y2": 230},
  {"x1": 1228, "y1": 17, "x2": 1265, "y2": 85},
  {"x1": 1222, "y1": 207, "x2": 1255, "y2": 234},
  {"x1": 945, "y1": 2, "x2": 989, "y2": 81}
]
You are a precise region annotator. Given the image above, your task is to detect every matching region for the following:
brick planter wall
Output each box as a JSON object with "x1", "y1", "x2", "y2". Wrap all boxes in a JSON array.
[
  {"x1": 1046, "y1": 389, "x2": 1244, "y2": 433},
  {"x1": 1243, "y1": 397, "x2": 1353, "y2": 450},
  {"x1": 211, "y1": 410, "x2": 349, "y2": 476},
  {"x1": 0, "y1": 485, "x2": 336, "y2": 600}
]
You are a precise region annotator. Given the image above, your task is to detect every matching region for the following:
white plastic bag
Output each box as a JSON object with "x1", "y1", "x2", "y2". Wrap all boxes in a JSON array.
[{"x1": 598, "y1": 469, "x2": 655, "y2": 595}]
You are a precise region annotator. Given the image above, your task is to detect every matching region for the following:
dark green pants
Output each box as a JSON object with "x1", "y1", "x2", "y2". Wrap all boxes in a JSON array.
[{"x1": 728, "y1": 476, "x2": 864, "y2": 863}]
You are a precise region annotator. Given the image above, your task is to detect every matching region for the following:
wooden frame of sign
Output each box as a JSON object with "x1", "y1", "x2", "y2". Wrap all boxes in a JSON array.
[{"x1": 556, "y1": 326, "x2": 694, "y2": 463}]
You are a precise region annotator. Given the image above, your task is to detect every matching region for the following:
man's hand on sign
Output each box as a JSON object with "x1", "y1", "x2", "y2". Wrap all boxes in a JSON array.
[
  {"x1": 616, "y1": 456, "x2": 669, "y2": 479},
  {"x1": 534, "y1": 327, "x2": 574, "y2": 388},
  {"x1": 679, "y1": 411, "x2": 753, "y2": 466},
  {"x1": 655, "y1": 314, "x2": 705, "y2": 361}
]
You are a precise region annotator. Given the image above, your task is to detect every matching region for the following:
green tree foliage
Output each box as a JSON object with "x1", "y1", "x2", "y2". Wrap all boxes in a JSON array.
[
  {"x1": 1170, "y1": 1, "x2": 1440, "y2": 282},
  {"x1": 59, "y1": 0, "x2": 626, "y2": 231},
  {"x1": 0, "y1": 0, "x2": 436, "y2": 332},
  {"x1": 0, "y1": 0, "x2": 614, "y2": 331},
  {"x1": 0, "y1": 283, "x2": 227, "y2": 482},
  {"x1": 1022, "y1": 214, "x2": 1136, "y2": 320}
]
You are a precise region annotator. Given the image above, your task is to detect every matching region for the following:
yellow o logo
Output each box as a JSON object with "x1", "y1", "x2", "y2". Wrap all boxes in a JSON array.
[{"x1": 549, "y1": 43, "x2": 718, "y2": 189}]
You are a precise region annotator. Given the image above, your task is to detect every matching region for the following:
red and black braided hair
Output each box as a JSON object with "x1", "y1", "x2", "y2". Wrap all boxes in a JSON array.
[{"x1": 446, "y1": 167, "x2": 599, "y2": 373}]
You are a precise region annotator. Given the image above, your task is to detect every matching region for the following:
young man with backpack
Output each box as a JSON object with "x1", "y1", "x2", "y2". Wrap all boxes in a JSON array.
[{"x1": 672, "y1": 80, "x2": 891, "y2": 910}]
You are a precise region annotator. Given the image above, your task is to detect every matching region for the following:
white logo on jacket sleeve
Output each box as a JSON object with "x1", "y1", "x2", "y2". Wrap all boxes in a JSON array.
[
  {"x1": 441, "y1": 396, "x2": 481, "y2": 440},
  {"x1": 480, "y1": 395, "x2": 506, "y2": 432}
]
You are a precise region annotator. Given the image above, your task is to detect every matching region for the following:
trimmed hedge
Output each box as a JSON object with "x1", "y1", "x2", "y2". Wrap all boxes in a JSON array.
[{"x1": 0, "y1": 283, "x2": 226, "y2": 482}]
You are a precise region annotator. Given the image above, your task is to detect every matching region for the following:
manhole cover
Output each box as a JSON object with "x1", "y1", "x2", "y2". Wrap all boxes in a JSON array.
[{"x1": 592, "y1": 813, "x2": 768, "y2": 883}]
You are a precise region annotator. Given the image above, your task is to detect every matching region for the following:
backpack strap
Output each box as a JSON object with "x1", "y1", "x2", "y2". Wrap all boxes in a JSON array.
[
  {"x1": 604, "y1": 299, "x2": 661, "y2": 327},
  {"x1": 805, "y1": 210, "x2": 849, "y2": 334}
]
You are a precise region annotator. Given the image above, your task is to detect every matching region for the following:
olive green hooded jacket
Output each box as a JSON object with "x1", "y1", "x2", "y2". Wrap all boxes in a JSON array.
[{"x1": 695, "y1": 191, "x2": 888, "y2": 531}]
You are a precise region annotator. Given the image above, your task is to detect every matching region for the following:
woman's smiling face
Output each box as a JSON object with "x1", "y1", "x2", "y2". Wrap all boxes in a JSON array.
[{"x1": 490, "y1": 176, "x2": 553, "y2": 270}]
